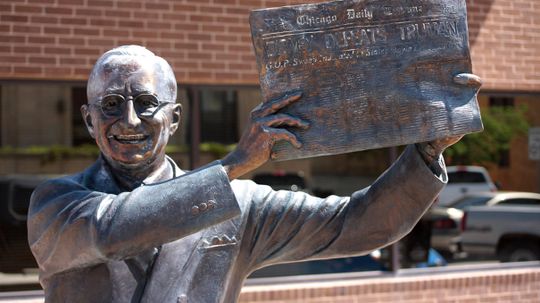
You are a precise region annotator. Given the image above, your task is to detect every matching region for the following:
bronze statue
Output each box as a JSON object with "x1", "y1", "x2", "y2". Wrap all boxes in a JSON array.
[{"x1": 28, "y1": 45, "x2": 476, "y2": 303}]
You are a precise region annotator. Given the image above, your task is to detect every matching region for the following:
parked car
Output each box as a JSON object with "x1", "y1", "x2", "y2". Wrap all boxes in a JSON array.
[
  {"x1": 460, "y1": 204, "x2": 540, "y2": 262},
  {"x1": 0, "y1": 175, "x2": 55, "y2": 273},
  {"x1": 448, "y1": 191, "x2": 540, "y2": 210},
  {"x1": 252, "y1": 171, "x2": 307, "y2": 192},
  {"x1": 437, "y1": 166, "x2": 497, "y2": 206},
  {"x1": 428, "y1": 206, "x2": 464, "y2": 256}
]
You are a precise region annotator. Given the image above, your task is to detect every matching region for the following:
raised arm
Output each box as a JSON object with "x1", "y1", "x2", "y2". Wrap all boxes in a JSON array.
[{"x1": 237, "y1": 144, "x2": 447, "y2": 272}]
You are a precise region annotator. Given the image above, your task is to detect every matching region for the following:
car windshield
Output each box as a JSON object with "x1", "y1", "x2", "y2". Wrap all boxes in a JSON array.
[
  {"x1": 449, "y1": 196, "x2": 492, "y2": 209},
  {"x1": 447, "y1": 171, "x2": 487, "y2": 183}
]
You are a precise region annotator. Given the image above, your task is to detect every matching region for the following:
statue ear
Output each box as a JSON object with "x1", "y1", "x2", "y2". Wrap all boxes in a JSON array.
[
  {"x1": 169, "y1": 103, "x2": 182, "y2": 135},
  {"x1": 80, "y1": 104, "x2": 96, "y2": 139}
]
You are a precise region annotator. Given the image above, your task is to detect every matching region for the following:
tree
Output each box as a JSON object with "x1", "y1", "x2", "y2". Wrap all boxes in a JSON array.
[{"x1": 445, "y1": 106, "x2": 529, "y2": 165}]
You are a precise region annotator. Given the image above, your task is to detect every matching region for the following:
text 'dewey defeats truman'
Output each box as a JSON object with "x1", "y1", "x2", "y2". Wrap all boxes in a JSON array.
[{"x1": 250, "y1": 0, "x2": 483, "y2": 161}]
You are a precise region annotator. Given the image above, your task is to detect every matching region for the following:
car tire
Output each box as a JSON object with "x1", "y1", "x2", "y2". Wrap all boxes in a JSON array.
[{"x1": 498, "y1": 242, "x2": 540, "y2": 262}]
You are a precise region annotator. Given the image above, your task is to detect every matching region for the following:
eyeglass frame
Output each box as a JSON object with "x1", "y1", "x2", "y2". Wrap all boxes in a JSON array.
[{"x1": 90, "y1": 93, "x2": 176, "y2": 118}]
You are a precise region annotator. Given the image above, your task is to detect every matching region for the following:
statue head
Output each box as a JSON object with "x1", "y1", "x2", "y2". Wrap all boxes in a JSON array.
[{"x1": 82, "y1": 45, "x2": 182, "y2": 172}]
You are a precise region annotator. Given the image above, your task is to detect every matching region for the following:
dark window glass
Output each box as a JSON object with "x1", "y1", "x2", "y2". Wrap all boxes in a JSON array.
[
  {"x1": 498, "y1": 149, "x2": 510, "y2": 168},
  {"x1": 489, "y1": 96, "x2": 514, "y2": 107},
  {"x1": 252, "y1": 173, "x2": 306, "y2": 191},
  {"x1": 11, "y1": 184, "x2": 34, "y2": 217},
  {"x1": 199, "y1": 89, "x2": 238, "y2": 144},
  {"x1": 72, "y1": 87, "x2": 94, "y2": 146},
  {"x1": 0, "y1": 181, "x2": 8, "y2": 202},
  {"x1": 448, "y1": 172, "x2": 487, "y2": 183},
  {"x1": 0, "y1": 85, "x2": 2, "y2": 146},
  {"x1": 498, "y1": 198, "x2": 540, "y2": 206},
  {"x1": 449, "y1": 196, "x2": 492, "y2": 209}
]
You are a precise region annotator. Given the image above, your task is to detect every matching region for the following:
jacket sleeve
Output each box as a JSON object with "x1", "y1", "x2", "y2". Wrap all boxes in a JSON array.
[
  {"x1": 239, "y1": 145, "x2": 447, "y2": 271},
  {"x1": 27, "y1": 162, "x2": 240, "y2": 278}
]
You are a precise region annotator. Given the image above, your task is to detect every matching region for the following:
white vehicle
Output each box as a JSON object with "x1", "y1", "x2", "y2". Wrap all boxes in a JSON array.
[
  {"x1": 460, "y1": 204, "x2": 540, "y2": 262},
  {"x1": 437, "y1": 166, "x2": 497, "y2": 206},
  {"x1": 448, "y1": 191, "x2": 540, "y2": 210}
]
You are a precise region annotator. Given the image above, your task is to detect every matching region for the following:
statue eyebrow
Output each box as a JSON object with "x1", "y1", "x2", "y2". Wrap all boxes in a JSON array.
[{"x1": 103, "y1": 84, "x2": 124, "y2": 94}]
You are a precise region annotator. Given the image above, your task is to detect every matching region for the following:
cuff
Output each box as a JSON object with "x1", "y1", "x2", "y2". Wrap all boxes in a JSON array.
[{"x1": 414, "y1": 143, "x2": 447, "y2": 183}]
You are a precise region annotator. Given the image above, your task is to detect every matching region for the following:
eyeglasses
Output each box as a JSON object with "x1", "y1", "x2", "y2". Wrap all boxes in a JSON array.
[{"x1": 92, "y1": 94, "x2": 174, "y2": 118}]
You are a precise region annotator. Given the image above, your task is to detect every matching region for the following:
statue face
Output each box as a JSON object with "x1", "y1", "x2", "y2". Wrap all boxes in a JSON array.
[{"x1": 82, "y1": 57, "x2": 181, "y2": 169}]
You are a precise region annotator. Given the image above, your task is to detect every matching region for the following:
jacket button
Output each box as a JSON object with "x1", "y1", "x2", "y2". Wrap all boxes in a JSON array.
[
  {"x1": 191, "y1": 205, "x2": 200, "y2": 215},
  {"x1": 199, "y1": 202, "x2": 208, "y2": 211},
  {"x1": 208, "y1": 199, "x2": 216, "y2": 209},
  {"x1": 177, "y1": 294, "x2": 188, "y2": 303}
]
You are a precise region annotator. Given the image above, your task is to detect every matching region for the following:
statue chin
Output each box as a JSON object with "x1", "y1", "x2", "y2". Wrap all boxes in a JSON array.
[{"x1": 103, "y1": 151, "x2": 159, "y2": 171}]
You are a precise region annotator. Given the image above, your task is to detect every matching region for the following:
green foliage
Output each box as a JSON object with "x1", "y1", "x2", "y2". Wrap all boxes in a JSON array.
[
  {"x1": 199, "y1": 142, "x2": 236, "y2": 158},
  {"x1": 166, "y1": 142, "x2": 236, "y2": 158},
  {"x1": 0, "y1": 144, "x2": 100, "y2": 163},
  {"x1": 0, "y1": 143, "x2": 235, "y2": 163},
  {"x1": 445, "y1": 106, "x2": 529, "y2": 165}
]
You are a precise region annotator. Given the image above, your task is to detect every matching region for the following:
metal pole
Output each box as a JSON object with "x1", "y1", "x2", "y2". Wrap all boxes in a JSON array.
[
  {"x1": 388, "y1": 146, "x2": 400, "y2": 272},
  {"x1": 188, "y1": 87, "x2": 201, "y2": 170}
]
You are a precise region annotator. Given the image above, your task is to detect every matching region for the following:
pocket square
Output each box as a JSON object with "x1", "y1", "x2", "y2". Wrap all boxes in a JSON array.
[{"x1": 201, "y1": 235, "x2": 238, "y2": 250}]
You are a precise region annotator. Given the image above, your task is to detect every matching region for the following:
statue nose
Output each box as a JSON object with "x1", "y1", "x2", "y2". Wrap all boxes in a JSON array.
[{"x1": 123, "y1": 99, "x2": 141, "y2": 127}]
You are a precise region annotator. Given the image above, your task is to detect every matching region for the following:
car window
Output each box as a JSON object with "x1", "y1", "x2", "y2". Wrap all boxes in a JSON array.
[
  {"x1": 449, "y1": 196, "x2": 492, "y2": 209},
  {"x1": 497, "y1": 198, "x2": 540, "y2": 206},
  {"x1": 447, "y1": 171, "x2": 487, "y2": 183},
  {"x1": 252, "y1": 174, "x2": 306, "y2": 191}
]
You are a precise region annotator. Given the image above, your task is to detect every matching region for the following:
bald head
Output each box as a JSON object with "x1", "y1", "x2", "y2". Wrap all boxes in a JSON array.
[{"x1": 87, "y1": 45, "x2": 177, "y2": 104}]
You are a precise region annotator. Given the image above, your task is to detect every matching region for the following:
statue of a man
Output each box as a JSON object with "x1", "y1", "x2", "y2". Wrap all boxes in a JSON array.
[{"x1": 28, "y1": 45, "x2": 465, "y2": 303}]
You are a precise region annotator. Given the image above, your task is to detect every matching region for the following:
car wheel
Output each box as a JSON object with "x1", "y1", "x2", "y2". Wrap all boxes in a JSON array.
[{"x1": 499, "y1": 242, "x2": 540, "y2": 262}]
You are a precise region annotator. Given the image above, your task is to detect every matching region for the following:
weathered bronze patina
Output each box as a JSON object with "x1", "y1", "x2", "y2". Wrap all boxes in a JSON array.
[
  {"x1": 251, "y1": 0, "x2": 483, "y2": 161},
  {"x1": 28, "y1": 23, "x2": 473, "y2": 303}
]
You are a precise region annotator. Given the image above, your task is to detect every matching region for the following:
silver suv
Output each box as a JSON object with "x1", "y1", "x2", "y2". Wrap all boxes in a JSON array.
[{"x1": 437, "y1": 166, "x2": 497, "y2": 207}]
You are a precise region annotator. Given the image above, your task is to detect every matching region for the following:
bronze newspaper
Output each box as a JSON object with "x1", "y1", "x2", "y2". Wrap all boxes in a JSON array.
[{"x1": 250, "y1": 0, "x2": 483, "y2": 161}]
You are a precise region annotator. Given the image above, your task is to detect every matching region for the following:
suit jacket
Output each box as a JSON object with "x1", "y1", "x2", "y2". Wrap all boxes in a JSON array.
[{"x1": 28, "y1": 145, "x2": 446, "y2": 303}]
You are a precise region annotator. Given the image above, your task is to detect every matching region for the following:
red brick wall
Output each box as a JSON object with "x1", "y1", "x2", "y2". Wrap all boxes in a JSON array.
[
  {"x1": 0, "y1": 0, "x2": 539, "y2": 91},
  {"x1": 4, "y1": 266, "x2": 539, "y2": 303},
  {"x1": 239, "y1": 267, "x2": 540, "y2": 303},
  {"x1": 467, "y1": 0, "x2": 540, "y2": 92},
  {"x1": 0, "y1": 0, "x2": 307, "y2": 85}
]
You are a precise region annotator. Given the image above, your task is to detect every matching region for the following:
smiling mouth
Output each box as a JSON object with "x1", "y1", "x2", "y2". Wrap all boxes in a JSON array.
[{"x1": 111, "y1": 134, "x2": 149, "y2": 144}]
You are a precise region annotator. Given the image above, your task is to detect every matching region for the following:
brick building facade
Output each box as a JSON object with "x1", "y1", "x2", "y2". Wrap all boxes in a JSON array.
[{"x1": 1, "y1": 0, "x2": 539, "y2": 191}]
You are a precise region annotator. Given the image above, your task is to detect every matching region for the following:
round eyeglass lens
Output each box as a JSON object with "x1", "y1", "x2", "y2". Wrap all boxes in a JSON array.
[
  {"x1": 134, "y1": 94, "x2": 160, "y2": 116},
  {"x1": 101, "y1": 95, "x2": 124, "y2": 116}
]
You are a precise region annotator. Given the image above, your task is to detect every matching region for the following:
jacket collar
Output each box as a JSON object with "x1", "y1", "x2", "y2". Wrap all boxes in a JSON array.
[{"x1": 81, "y1": 154, "x2": 185, "y2": 194}]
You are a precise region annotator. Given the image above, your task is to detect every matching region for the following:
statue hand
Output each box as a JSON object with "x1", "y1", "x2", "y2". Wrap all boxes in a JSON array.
[
  {"x1": 417, "y1": 73, "x2": 482, "y2": 164},
  {"x1": 417, "y1": 135, "x2": 463, "y2": 165},
  {"x1": 222, "y1": 91, "x2": 309, "y2": 180}
]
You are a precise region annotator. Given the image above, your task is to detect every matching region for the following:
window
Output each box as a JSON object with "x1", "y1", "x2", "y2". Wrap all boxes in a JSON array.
[
  {"x1": 498, "y1": 149, "x2": 510, "y2": 167},
  {"x1": 199, "y1": 89, "x2": 238, "y2": 144},
  {"x1": 498, "y1": 198, "x2": 540, "y2": 206},
  {"x1": 488, "y1": 96, "x2": 515, "y2": 167},
  {"x1": 0, "y1": 85, "x2": 2, "y2": 146},
  {"x1": 71, "y1": 87, "x2": 94, "y2": 146},
  {"x1": 447, "y1": 171, "x2": 487, "y2": 183},
  {"x1": 489, "y1": 96, "x2": 514, "y2": 107},
  {"x1": 449, "y1": 196, "x2": 492, "y2": 209}
]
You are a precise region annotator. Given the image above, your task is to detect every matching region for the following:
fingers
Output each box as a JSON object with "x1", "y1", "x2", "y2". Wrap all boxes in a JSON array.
[
  {"x1": 252, "y1": 91, "x2": 302, "y2": 118},
  {"x1": 261, "y1": 113, "x2": 309, "y2": 129},
  {"x1": 261, "y1": 126, "x2": 302, "y2": 149},
  {"x1": 426, "y1": 135, "x2": 464, "y2": 158},
  {"x1": 433, "y1": 135, "x2": 464, "y2": 150},
  {"x1": 453, "y1": 73, "x2": 482, "y2": 88}
]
